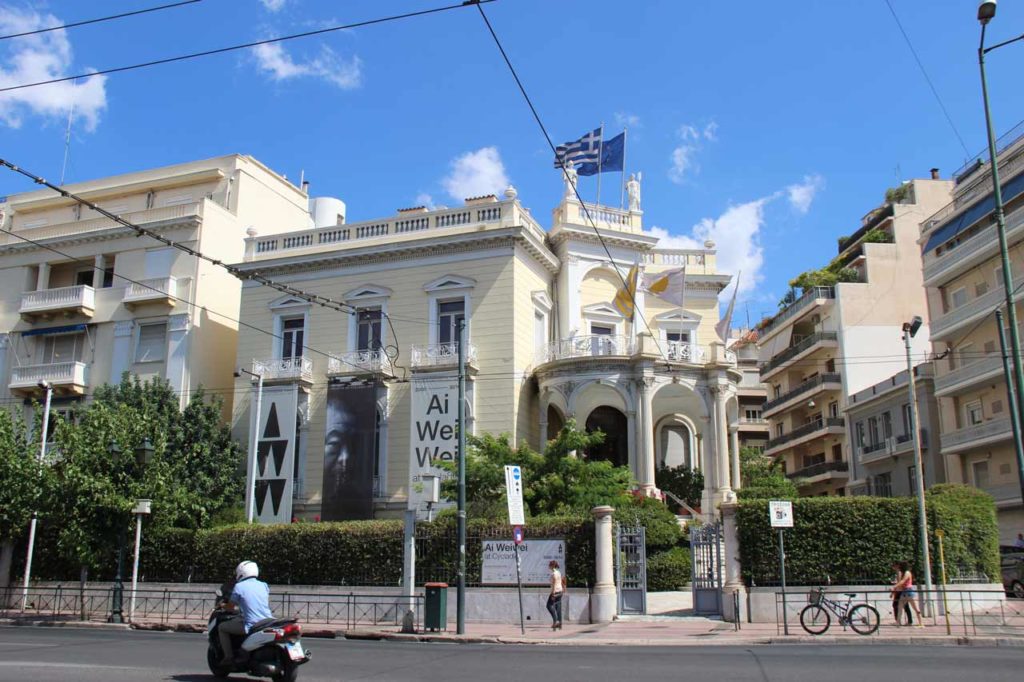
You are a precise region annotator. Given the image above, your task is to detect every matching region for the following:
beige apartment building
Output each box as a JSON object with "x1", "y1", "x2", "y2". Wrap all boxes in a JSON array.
[
  {"x1": 757, "y1": 175, "x2": 952, "y2": 495},
  {"x1": 920, "y1": 126, "x2": 1024, "y2": 540},
  {"x1": 231, "y1": 176, "x2": 746, "y2": 523},
  {"x1": 729, "y1": 332, "x2": 769, "y2": 453},
  {"x1": 0, "y1": 155, "x2": 311, "y2": 422}
]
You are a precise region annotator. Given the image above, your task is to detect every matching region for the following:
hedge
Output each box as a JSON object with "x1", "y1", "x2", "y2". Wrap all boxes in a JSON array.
[
  {"x1": 647, "y1": 547, "x2": 691, "y2": 591},
  {"x1": 735, "y1": 485, "x2": 999, "y2": 586}
]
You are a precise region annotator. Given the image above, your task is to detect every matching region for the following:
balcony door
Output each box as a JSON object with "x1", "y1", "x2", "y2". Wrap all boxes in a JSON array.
[
  {"x1": 41, "y1": 333, "x2": 85, "y2": 365},
  {"x1": 357, "y1": 309, "x2": 383, "y2": 352},
  {"x1": 438, "y1": 299, "x2": 465, "y2": 348},
  {"x1": 280, "y1": 317, "x2": 305, "y2": 361}
]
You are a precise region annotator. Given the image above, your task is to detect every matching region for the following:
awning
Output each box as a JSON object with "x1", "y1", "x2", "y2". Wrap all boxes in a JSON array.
[
  {"x1": 923, "y1": 170, "x2": 1024, "y2": 253},
  {"x1": 22, "y1": 323, "x2": 87, "y2": 337}
]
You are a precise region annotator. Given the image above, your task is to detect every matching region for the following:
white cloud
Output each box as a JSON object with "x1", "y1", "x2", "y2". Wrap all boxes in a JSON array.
[
  {"x1": 0, "y1": 7, "x2": 107, "y2": 131},
  {"x1": 786, "y1": 174, "x2": 825, "y2": 214},
  {"x1": 259, "y1": 0, "x2": 287, "y2": 11},
  {"x1": 252, "y1": 42, "x2": 362, "y2": 89},
  {"x1": 442, "y1": 147, "x2": 509, "y2": 201},
  {"x1": 615, "y1": 112, "x2": 641, "y2": 129},
  {"x1": 414, "y1": 192, "x2": 435, "y2": 209},
  {"x1": 668, "y1": 120, "x2": 718, "y2": 184}
]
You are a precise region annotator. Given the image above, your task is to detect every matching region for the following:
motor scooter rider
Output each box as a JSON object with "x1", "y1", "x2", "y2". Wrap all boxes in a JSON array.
[{"x1": 219, "y1": 560, "x2": 274, "y2": 667}]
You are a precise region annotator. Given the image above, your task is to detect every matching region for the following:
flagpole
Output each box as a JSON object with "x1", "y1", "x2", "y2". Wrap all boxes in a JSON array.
[
  {"x1": 679, "y1": 264, "x2": 687, "y2": 354},
  {"x1": 596, "y1": 122, "x2": 605, "y2": 208},
  {"x1": 620, "y1": 127, "x2": 628, "y2": 210}
]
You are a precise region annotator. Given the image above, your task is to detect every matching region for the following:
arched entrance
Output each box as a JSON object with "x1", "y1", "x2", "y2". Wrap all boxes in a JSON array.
[
  {"x1": 660, "y1": 423, "x2": 693, "y2": 469},
  {"x1": 546, "y1": 404, "x2": 565, "y2": 442},
  {"x1": 585, "y1": 406, "x2": 628, "y2": 467}
]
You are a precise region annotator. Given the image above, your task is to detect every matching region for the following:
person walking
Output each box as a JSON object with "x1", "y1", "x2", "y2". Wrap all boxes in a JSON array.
[
  {"x1": 890, "y1": 561, "x2": 913, "y2": 626},
  {"x1": 546, "y1": 560, "x2": 565, "y2": 631},
  {"x1": 895, "y1": 561, "x2": 924, "y2": 629}
]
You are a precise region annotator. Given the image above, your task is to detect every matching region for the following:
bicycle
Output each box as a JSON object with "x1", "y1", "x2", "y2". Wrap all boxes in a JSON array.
[{"x1": 799, "y1": 587, "x2": 880, "y2": 635}]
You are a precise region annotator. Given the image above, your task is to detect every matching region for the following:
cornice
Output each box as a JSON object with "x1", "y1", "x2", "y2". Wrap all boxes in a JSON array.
[
  {"x1": 548, "y1": 226, "x2": 658, "y2": 250},
  {"x1": 0, "y1": 216, "x2": 201, "y2": 254}
]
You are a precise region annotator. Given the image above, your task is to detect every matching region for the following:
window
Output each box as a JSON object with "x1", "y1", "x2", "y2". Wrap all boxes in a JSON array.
[
  {"x1": 902, "y1": 403, "x2": 913, "y2": 436},
  {"x1": 874, "y1": 472, "x2": 893, "y2": 497},
  {"x1": 828, "y1": 401, "x2": 839, "y2": 418},
  {"x1": 666, "y1": 331, "x2": 690, "y2": 343},
  {"x1": 882, "y1": 411, "x2": 893, "y2": 440},
  {"x1": 868, "y1": 416, "x2": 880, "y2": 445},
  {"x1": 965, "y1": 400, "x2": 983, "y2": 426},
  {"x1": 825, "y1": 358, "x2": 836, "y2": 373},
  {"x1": 281, "y1": 317, "x2": 305, "y2": 360},
  {"x1": 972, "y1": 460, "x2": 990, "y2": 488},
  {"x1": 75, "y1": 270, "x2": 93, "y2": 287},
  {"x1": 744, "y1": 408, "x2": 761, "y2": 420},
  {"x1": 949, "y1": 287, "x2": 968, "y2": 310},
  {"x1": 135, "y1": 323, "x2": 166, "y2": 362},
  {"x1": 42, "y1": 333, "x2": 85, "y2": 364},
  {"x1": 995, "y1": 266, "x2": 1005, "y2": 289},
  {"x1": 908, "y1": 465, "x2": 918, "y2": 492},
  {"x1": 856, "y1": 421, "x2": 866, "y2": 448},
  {"x1": 773, "y1": 385, "x2": 781, "y2": 399},
  {"x1": 356, "y1": 309, "x2": 382, "y2": 352},
  {"x1": 438, "y1": 299, "x2": 465, "y2": 346},
  {"x1": 590, "y1": 323, "x2": 614, "y2": 335},
  {"x1": 102, "y1": 267, "x2": 114, "y2": 288},
  {"x1": 803, "y1": 452, "x2": 826, "y2": 468},
  {"x1": 831, "y1": 443, "x2": 843, "y2": 461},
  {"x1": 775, "y1": 423, "x2": 784, "y2": 438}
]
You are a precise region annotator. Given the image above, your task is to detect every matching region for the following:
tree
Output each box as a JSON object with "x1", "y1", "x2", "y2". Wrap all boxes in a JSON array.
[
  {"x1": 737, "y1": 446, "x2": 798, "y2": 500},
  {"x1": 0, "y1": 408, "x2": 44, "y2": 588},
  {"x1": 655, "y1": 464, "x2": 703, "y2": 509}
]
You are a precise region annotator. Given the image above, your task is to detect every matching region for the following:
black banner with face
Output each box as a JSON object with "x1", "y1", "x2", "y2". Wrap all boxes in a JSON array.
[{"x1": 321, "y1": 383, "x2": 378, "y2": 520}]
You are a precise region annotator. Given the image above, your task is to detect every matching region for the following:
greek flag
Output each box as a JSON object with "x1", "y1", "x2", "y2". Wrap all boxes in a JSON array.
[{"x1": 553, "y1": 127, "x2": 601, "y2": 169}]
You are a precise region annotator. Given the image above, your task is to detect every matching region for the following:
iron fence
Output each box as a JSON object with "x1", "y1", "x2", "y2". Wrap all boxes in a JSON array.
[
  {"x1": 773, "y1": 588, "x2": 1023, "y2": 636},
  {"x1": 1, "y1": 586, "x2": 423, "y2": 630}
]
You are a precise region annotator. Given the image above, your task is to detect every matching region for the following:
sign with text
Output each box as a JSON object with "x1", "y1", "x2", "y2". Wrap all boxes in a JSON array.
[
  {"x1": 769, "y1": 500, "x2": 794, "y2": 528},
  {"x1": 408, "y1": 375, "x2": 459, "y2": 518},
  {"x1": 481, "y1": 539, "x2": 565, "y2": 585},
  {"x1": 250, "y1": 384, "x2": 297, "y2": 524},
  {"x1": 504, "y1": 465, "x2": 525, "y2": 526}
]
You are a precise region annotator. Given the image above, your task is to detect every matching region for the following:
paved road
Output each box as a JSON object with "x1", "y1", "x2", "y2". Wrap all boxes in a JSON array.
[{"x1": 0, "y1": 627, "x2": 1022, "y2": 681}]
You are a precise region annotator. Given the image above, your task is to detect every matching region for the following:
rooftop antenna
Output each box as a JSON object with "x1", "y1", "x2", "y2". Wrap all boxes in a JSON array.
[
  {"x1": 894, "y1": 163, "x2": 903, "y2": 185},
  {"x1": 60, "y1": 98, "x2": 75, "y2": 185}
]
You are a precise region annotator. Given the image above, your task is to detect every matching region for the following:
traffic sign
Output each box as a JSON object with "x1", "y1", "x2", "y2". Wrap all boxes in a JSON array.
[
  {"x1": 513, "y1": 525, "x2": 524, "y2": 545},
  {"x1": 769, "y1": 500, "x2": 794, "y2": 528},
  {"x1": 504, "y1": 465, "x2": 525, "y2": 526}
]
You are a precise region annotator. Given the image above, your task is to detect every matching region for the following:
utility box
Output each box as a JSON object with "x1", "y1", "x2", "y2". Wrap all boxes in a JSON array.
[{"x1": 424, "y1": 582, "x2": 448, "y2": 632}]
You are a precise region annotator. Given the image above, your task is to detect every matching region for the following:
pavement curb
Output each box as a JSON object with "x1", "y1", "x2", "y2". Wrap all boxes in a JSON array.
[{"x1": 0, "y1": 617, "x2": 131, "y2": 631}]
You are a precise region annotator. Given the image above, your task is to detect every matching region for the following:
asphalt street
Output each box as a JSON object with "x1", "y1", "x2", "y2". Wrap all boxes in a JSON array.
[{"x1": 0, "y1": 626, "x2": 1022, "y2": 681}]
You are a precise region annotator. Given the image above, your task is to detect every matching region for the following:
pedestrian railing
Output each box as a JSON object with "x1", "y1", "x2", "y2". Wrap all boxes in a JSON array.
[
  {"x1": 1, "y1": 586, "x2": 424, "y2": 631},
  {"x1": 772, "y1": 588, "x2": 1023, "y2": 636}
]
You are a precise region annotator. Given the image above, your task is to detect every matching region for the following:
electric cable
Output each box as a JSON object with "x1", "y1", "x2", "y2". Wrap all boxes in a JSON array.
[{"x1": 0, "y1": 1, "x2": 204, "y2": 41}]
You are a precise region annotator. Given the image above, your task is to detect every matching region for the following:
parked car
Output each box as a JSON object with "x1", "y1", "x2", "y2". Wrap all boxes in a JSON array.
[{"x1": 1000, "y1": 545, "x2": 1024, "y2": 599}]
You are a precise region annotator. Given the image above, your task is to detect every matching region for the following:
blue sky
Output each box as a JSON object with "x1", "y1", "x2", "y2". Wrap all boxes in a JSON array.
[{"x1": 2, "y1": 0, "x2": 1023, "y2": 325}]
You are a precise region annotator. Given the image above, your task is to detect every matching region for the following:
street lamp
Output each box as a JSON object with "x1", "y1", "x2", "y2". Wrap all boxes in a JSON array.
[
  {"x1": 108, "y1": 439, "x2": 154, "y2": 624},
  {"x1": 236, "y1": 366, "x2": 264, "y2": 524},
  {"x1": 21, "y1": 379, "x2": 53, "y2": 610},
  {"x1": 977, "y1": 0, "x2": 1024, "y2": 507},
  {"x1": 129, "y1": 498, "x2": 152, "y2": 623},
  {"x1": 902, "y1": 317, "x2": 934, "y2": 616}
]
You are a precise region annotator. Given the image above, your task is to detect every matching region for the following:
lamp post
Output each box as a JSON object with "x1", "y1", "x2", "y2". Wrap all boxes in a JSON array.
[
  {"x1": 129, "y1": 498, "x2": 152, "y2": 623},
  {"x1": 977, "y1": 0, "x2": 1024, "y2": 506},
  {"x1": 236, "y1": 366, "x2": 264, "y2": 524},
  {"x1": 109, "y1": 439, "x2": 154, "y2": 624},
  {"x1": 21, "y1": 380, "x2": 53, "y2": 610},
  {"x1": 902, "y1": 317, "x2": 934, "y2": 617}
]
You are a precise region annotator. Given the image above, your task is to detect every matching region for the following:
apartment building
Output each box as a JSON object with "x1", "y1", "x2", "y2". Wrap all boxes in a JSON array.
[
  {"x1": 0, "y1": 155, "x2": 311, "y2": 422},
  {"x1": 231, "y1": 177, "x2": 746, "y2": 523},
  {"x1": 846, "y1": 363, "x2": 944, "y2": 497},
  {"x1": 729, "y1": 332, "x2": 769, "y2": 454},
  {"x1": 919, "y1": 124, "x2": 1024, "y2": 540},
  {"x1": 757, "y1": 175, "x2": 953, "y2": 495}
]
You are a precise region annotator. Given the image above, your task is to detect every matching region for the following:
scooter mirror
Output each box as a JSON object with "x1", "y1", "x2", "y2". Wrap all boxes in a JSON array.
[{"x1": 215, "y1": 589, "x2": 222, "y2": 598}]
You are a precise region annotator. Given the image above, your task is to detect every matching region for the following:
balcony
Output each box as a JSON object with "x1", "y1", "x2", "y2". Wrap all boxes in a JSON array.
[
  {"x1": 665, "y1": 341, "x2": 706, "y2": 364},
  {"x1": 762, "y1": 373, "x2": 842, "y2": 417},
  {"x1": 19, "y1": 285, "x2": 95, "y2": 321},
  {"x1": 765, "y1": 417, "x2": 845, "y2": 455},
  {"x1": 923, "y1": 201, "x2": 1024, "y2": 287},
  {"x1": 760, "y1": 332, "x2": 839, "y2": 380},
  {"x1": 789, "y1": 460, "x2": 849, "y2": 484},
  {"x1": 537, "y1": 335, "x2": 635, "y2": 365},
  {"x1": 759, "y1": 286, "x2": 835, "y2": 339},
  {"x1": 858, "y1": 434, "x2": 918, "y2": 466},
  {"x1": 934, "y1": 355, "x2": 1003, "y2": 397},
  {"x1": 9, "y1": 361, "x2": 89, "y2": 396},
  {"x1": 328, "y1": 349, "x2": 395, "y2": 379},
  {"x1": 940, "y1": 417, "x2": 1013, "y2": 455},
  {"x1": 737, "y1": 418, "x2": 770, "y2": 432},
  {"x1": 252, "y1": 356, "x2": 313, "y2": 385},
  {"x1": 122, "y1": 276, "x2": 177, "y2": 309},
  {"x1": 411, "y1": 342, "x2": 478, "y2": 370},
  {"x1": 930, "y1": 276, "x2": 1024, "y2": 341}
]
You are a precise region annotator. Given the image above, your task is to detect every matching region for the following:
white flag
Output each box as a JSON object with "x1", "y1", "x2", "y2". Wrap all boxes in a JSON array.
[
  {"x1": 715, "y1": 273, "x2": 740, "y2": 343},
  {"x1": 641, "y1": 267, "x2": 686, "y2": 306}
]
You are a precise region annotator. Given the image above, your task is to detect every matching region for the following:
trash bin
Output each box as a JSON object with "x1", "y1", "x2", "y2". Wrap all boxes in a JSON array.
[{"x1": 424, "y1": 582, "x2": 448, "y2": 632}]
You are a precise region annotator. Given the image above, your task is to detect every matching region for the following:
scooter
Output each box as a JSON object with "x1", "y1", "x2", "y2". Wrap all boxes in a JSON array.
[{"x1": 206, "y1": 586, "x2": 311, "y2": 682}]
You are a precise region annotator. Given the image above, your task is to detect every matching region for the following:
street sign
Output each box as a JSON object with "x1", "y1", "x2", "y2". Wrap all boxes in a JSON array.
[
  {"x1": 769, "y1": 500, "x2": 794, "y2": 528},
  {"x1": 504, "y1": 465, "x2": 525, "y2": 526},
  {"x1": 513, "y1": 525, "x2": 524, "y2": 545}
]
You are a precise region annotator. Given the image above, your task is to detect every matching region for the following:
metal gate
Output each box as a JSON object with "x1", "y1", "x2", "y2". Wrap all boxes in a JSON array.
[
  {"x1": 616, "y1": 525, "x2": 647, "y2": 615},
  {"x1": 690, "y1": 522, "x2": 722, "y2": 616}
]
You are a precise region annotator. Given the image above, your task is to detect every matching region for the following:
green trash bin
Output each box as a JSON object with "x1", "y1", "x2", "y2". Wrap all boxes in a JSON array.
[{"x1": 424, "y1": 582, "x2": 448, "y2": 632}]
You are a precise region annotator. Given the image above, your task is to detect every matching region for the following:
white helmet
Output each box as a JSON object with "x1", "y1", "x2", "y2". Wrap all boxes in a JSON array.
[{"x1": 236, "y1": 561, "x2": 259, "y2": 582}]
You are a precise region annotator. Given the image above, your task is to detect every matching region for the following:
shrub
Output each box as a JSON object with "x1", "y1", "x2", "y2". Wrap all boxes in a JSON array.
[
  {"x1": 655, "y1": 465, "x2": 703, "y2": 508},
  {"x1": 927, "y1": 484, "x2": 999, "y2": 581},
  {"x1": 647, "y1": 547, "x2": 692, "y2": 591},
  {"x1": 616, "y1": 496, "x2": 683, "y2": 552}
]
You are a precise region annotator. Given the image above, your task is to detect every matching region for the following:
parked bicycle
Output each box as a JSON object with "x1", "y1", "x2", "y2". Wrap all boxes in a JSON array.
[{"x1": 799, "y1": 587, "x2": 880, "y2": 635}]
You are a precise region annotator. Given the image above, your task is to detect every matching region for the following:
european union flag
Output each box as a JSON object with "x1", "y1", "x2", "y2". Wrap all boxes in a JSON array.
[{"x1": 577, "y1": 132, "x2": 624, "y2": 176}]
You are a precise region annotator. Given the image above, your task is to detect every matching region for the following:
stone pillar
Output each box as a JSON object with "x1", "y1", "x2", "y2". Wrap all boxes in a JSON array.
[
  {"x1": 590, "y1": 505, "x2": 616, "y2": 623},
  {"x1": 713, "y1": 384, "x2": 734, "y2": 508},
  {"x1": 0, "y1": 334, "x2": 9, "y2": 391},
  {"x1": 638, "y1": 377, "x2": 656, "y2": 491},
  {"x1": 538, "y1": 391, "x2": 549, "y2": 451},
  {"x1": 92, "y1": 254, "x2": 105, "y2": 289},
  {"x1": 110, "y1": 321, "x2": 135, "y2": 384},
  {"x1": 720, "y1": 502, "x2": 747, "y2": 624},
  {"x1": 731, "y1": 427, "x2": 742, "y2": 490},
  {"x1": 563, "y1": 256, "x2": 582, "y2": 337},
  {"x1": 36, "y1": 262, "x2": 50, "y2": 290},
  {"x1": 165, "y1": 313, "x2": 191, "y2": 408}
]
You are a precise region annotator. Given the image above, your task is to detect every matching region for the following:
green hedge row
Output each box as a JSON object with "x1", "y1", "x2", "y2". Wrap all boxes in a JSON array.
[
  {"x1": 735, "y1": 485, "x2": 1000, "y2": 586},
  {"x1": 647, "y1": 547, "x2": 691, "y2": 591}
]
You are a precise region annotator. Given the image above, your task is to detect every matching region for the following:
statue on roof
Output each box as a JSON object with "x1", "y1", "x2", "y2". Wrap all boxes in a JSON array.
[
  {"x1": 626, "y1": 173, "x2": 642, "y2": 212},
  {"x1": 562, "y1": 163, "x2": 578, "y2": 200}
]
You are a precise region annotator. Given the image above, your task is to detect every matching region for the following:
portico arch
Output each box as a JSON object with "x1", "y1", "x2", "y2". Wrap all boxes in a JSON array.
[{"x1": 584, "y1": 406, "x2": 629, "y2": 468}]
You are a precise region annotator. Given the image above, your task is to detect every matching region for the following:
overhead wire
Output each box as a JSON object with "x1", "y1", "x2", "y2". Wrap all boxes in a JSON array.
[
  {"x1": 0, "y1": 1, "x2": 204, "y2": 41},
  {"x1": 0, "y1": 0, "x2": 497, "y2": 94}
]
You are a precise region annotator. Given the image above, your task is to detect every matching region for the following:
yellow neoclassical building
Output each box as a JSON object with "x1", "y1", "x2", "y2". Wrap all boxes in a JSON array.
[{"x1": 231, "y1": 176, "x2": 743, "y2": 523}]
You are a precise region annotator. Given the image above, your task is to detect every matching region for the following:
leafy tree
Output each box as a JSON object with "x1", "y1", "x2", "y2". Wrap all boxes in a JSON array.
[
  {"x1": 655, "y1": 464, "x2": 703, "y2": 508},
  {"x1": 0, "y1": 408, "x2": 45, "y2": 588},
  {"x1": 737, "y1": 447, "x2": 798, "y2": 500}
]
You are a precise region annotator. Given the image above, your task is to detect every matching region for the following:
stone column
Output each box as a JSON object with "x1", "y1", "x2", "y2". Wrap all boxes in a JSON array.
[
  {"x1": 590, "y1": 505, "x2": 616, "y2": 623},
  {"x1": 110, "y1": 321, "x2": 135, "y2": 384},
  {"x1": 91, "y1": 254, "x2": 105, "y2": 289},
  {"x1": 36, "y1": 262, "x2": 50, "y2": 290},
  {"x1": 720, "y1": 502, "x2": 747, "y2": 624},
  {"x1": 713, "y1": 383, "x2": 734, "y2": 507},
  {"x1": 731, "y1": 427, "x2": 742, "y2": 490},
  {"x1": 538, "y1": 391, "x2": 549, "y2": 451},
  {"x1": 638, "y1": 377, "x2": 656, "y2": 492},
  {"x1": 165, "y1": 313, "x2": 191, "y2": 408}
]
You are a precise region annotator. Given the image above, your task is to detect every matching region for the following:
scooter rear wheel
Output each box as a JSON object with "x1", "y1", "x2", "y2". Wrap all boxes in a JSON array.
[
  {"x1": 207, "y1": 644, "x2": 232, "y2": 678},
  {"x1": 273, "y1": 659, "x2": 298, "y2": 682}
]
